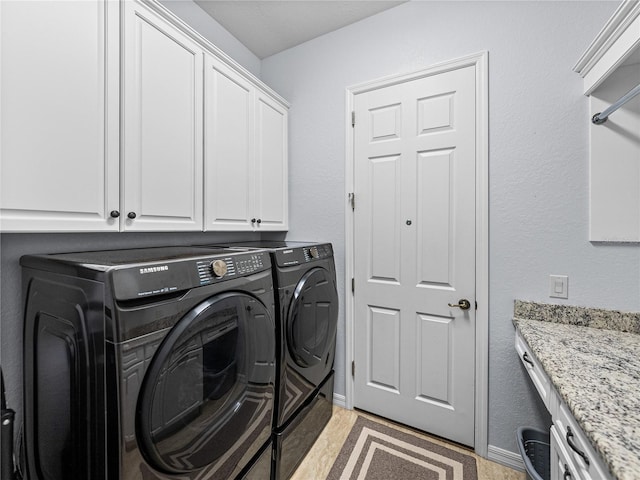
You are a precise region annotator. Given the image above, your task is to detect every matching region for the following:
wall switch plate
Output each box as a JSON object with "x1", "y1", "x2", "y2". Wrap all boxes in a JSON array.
[{"x1": 549, "y1": 275, "x2": 568, "y2": 299}]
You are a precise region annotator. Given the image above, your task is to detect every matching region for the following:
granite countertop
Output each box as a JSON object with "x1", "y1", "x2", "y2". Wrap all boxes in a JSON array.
[{"x1": 513, "y1": 301, "x2": 640, "y2": 480}]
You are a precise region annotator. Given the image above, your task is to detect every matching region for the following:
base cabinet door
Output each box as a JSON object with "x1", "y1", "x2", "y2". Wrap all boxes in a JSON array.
[
  {"x1": 551, "y1": 426, "x2": 579, "y2": 480},
  {"x1": 122, "y1": 1, "x2": 203, "y2": 231},
  {"x1": 0, "y1": 0, "x2": 119, "y2": 232}
]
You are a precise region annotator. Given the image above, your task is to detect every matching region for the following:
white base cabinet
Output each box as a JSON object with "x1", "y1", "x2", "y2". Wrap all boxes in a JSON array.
[
  {"x1": 550, "y1": 393, "x2": 611, "y2": 480},
  {"x1": 515, "y1": 330, "x2": 613, "y2": 480},
  {"x1": 550, "y1": 426, "x2": 579, "y2": 480},
  {"x1": 0, "y1": 0, "x2": 288, "y2": 233}
]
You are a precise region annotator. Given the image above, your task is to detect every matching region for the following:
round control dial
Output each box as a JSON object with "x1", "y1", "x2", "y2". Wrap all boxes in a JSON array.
[
  {"x1": 309, "y1": 247, "x2": 319, "y2": 259},
  {"x1": 210, "y1": 259, "x2": 228, "y2": 278}
]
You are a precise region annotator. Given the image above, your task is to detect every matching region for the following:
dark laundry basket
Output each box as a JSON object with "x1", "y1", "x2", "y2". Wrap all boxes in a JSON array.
[{"x1": 516, "y1": 427, "x2": 550, "y2": 480}]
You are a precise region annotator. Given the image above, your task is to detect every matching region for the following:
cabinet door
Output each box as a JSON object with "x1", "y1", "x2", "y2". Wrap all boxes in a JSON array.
[
  {"x1": 204, "y1": 56, "x2": 254, "y2": 231},
  {"x1": 515, "y1": 330, "x2": 551, "y2": 410},
  {"x1": 122, "y1": 1, "x2": 203, "y2": 231},
  {"x1": 0, "y1": 0, "x2": 119, "y2": 231},
  {"x1": 554, "y1": 399, "x2": 611, "y2": 480},
  {"x1": 550, "y1": 426, "x2": 579, "y2": 480},
  {"x1": 254, "y1": 92, "x2": 289, "y2": 231}
]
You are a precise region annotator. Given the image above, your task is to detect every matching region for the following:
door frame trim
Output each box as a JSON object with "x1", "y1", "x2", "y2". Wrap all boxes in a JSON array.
[{"x1": 344, "y1": 51, "x2": 489, "y2": 457}]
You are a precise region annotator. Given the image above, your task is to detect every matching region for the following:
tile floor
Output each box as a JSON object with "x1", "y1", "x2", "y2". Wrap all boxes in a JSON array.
[{"x1": 291, "y1": 406, "x2": 526, "y2": 480}]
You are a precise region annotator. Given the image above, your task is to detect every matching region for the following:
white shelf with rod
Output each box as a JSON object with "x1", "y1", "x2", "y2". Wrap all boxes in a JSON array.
[{"x1": 574, "y1": 0, "x2": 640, "y2": 242}]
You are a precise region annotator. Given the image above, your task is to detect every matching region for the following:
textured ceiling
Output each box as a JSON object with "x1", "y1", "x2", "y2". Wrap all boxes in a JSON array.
[{"x1": 194, "y1": 1, "x2": 407, "y2": 59}]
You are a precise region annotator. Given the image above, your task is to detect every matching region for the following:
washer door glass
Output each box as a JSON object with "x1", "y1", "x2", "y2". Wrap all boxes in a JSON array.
[
  {"x1": 287, "y1": 267, "x2": 339, "y2": 367},
  {"x1": 137, "y1": 292, "x2": 275, "y2": 475}
]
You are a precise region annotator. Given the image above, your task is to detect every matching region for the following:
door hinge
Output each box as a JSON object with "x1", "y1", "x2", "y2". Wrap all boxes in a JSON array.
[
  {"x1": 351, "y1": 111, "x2": 355, "y2": 127},
  {"x1": 351, "y1": 277, "x2": 355, "y2": 294},
  {"x1": 351, "y1": 360, "x2": 355, "y2": 377},
  {"x1": 348, "y1": 192, "x2": 355, "y2": 211}
]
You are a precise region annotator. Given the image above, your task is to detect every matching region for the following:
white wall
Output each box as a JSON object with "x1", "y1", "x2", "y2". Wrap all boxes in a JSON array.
[
  {"x1": 260, "y1": 0, "x2": 637, "y2": 454},
  {"x1": 159, "y1": 0, "x2": 261, "y2": 76}
]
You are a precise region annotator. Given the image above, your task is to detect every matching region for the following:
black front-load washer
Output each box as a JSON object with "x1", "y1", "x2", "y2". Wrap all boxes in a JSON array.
[
  {"x1": 209, "y1": 241, "x2": 339, "y2": 480},
  {"x1": 21, "y1": 246, "x2": 276, "y2": 480}
]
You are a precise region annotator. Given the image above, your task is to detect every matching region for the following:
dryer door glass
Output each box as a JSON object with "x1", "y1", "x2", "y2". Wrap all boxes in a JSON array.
[
  {"x1": 287, "y1": 267, "x2": 339, "y2": 367},
  {"x1": 137, "y1": 292, "x2": 275, "y2": 476}
]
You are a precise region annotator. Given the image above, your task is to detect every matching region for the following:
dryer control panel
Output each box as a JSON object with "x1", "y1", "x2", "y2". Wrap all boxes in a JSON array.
[{"x1": 274, "y1": 243, "x2": 334, "y2": 267}]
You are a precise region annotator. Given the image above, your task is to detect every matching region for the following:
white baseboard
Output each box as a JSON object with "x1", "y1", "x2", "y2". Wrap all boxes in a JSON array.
[
  {"x1": 487, "y1": 445, "x2": 525, "y2": 472},
  {"x1": 332, "y1": 393, "x2": 346, "y2": 408}
]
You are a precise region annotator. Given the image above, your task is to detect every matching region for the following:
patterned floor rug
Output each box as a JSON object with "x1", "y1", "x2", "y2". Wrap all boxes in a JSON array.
[{"x1": 326, "y1": 416, "x2": 478, "y2": 480}]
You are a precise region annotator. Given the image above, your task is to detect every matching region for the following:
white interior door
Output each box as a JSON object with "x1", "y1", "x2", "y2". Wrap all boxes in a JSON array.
[{"x1": 353, "y1": 65, "x2": 477, "y2": 446}]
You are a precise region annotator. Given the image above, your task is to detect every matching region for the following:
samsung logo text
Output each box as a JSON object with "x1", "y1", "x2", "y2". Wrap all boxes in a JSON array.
[{"x1": 140, "y1": 265, "x2": 169, "y2": 274}]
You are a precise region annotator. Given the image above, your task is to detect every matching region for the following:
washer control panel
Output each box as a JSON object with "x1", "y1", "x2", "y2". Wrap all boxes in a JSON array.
[
  {"x1": 196, "y1": 252, "x2": 269, "y2": 286},
  {"x1": 274, "y1": 243, "x2": 334, "y2": 267}
]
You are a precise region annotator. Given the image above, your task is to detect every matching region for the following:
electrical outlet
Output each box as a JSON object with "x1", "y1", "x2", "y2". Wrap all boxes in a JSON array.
[{"x1": 549, "y1": 275, "x2": 568, "y2": 299}]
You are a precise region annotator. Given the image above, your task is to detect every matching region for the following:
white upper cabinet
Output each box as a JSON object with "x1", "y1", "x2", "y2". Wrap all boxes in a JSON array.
[
  {"x1": 204, "y1": 58, "x2": 288, "y2": 231},
  {"x1": 0, "y1": 0, "x2": 120, "y2": 231},
  {"x1": 574, "y1": 0, "x2": 640, "y2": 242},
  {"x1": 122, "y1": 1, "x2": 204, "y2": 231},
  {"x1": 204, "y1": 57, "x2": 254, "y2": 230},
  {"x1": 254, "y1": 92, "x2": 288, "y2": 231},
  {"x1": 0, "y1": 0, "x2": 288, "y2": 233}
]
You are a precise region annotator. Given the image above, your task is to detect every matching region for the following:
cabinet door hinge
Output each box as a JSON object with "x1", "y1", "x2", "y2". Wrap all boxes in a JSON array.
[
  {"x1": 348, "y1": 192, "x2": 355, "y2": 211},
  {"x1": 351, "y1": 277, "x2": 355, "y2": 294},
  {"x1": 351, "y1": 111, "x2": 355, "y2": 127},
  {"x1": 351, "y1": 360, "x2": 355, "y2": 378}
]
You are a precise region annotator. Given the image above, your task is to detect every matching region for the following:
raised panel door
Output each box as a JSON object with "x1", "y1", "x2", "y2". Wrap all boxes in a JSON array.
[
  {"x1": 122, "y1": 1, "x2": 203, "y2": 231},
  {"x1": 354, "y1": 65, "x2": 477, "y2": 446},
  {"x1": 204, "y1": 56, "x2": 254, "y2": 231},
  {"x1": 0, "y1": 0, "x2": 119, "y2": 231},
  {"x1": 254, "y1": 92, "x2": 288, "y2": 231},
  {"x1": 551, "y1": 426, "x2": 579, "y2": 480}
]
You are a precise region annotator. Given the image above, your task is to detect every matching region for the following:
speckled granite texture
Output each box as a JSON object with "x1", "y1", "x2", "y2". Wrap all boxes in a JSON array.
[
  {"x1": 513, "y1": 301, "x2": 640, "y2": 480},
  {"x1": 514, "y1": 300, "x2": 640, "y2": 334}
]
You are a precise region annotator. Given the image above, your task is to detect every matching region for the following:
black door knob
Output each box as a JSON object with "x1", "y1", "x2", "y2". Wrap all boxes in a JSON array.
[
  {"x1": 256, "y1": 219, "x2": 261, "y2": 224},
  {"x1": 251, "y1": 218, "x2": 256, "y2": 223},
  {"x1": 127, "y1": 212, "x2": 136, "y2": 219},
  {"x1": 110, "y1": 210, "x2": 120, "y2": 218}
]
